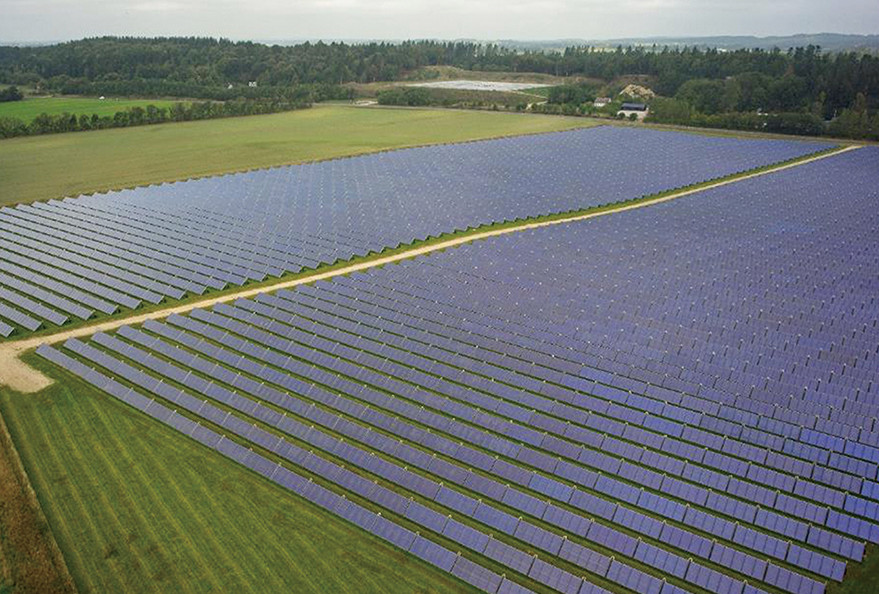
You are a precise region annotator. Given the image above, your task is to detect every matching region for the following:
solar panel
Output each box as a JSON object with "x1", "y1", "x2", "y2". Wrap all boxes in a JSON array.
[
  {"x1": 33, "y1": 144, "x2": 879, "y2": 594},
  {"x1": 0, "y1": 288, "x2": 64, "y2": 326},
  {"x1": 408, "y1": 535, "x2": 457, "y2": 572},
  {"x1": 607, "y1": 560, "x2": 665, "y2": 594},
  {"x1": 404, "y1": 501, "x2": 448, "y2": 534},
  {"x1": 371, "y1": 515, "x2": 417, "y2": 551},
  {"x1": 449, "y1": 556, "x2": 503, "y2": 594},
  {"x1": 472, "y1": 502, "x2": 519, "y2": 535},
  {"x1": 527, "y1": 558, "x2": 582, "y2": 594},
  {"x1": 513, "y1": 522, "x2": 563, "y2": 556},
  {"x1": 482, "y1": 537, "x2": 534, "y2": 575},
  {"x1": 442, "y1": 518, "x2": 489, "y2": 554}
]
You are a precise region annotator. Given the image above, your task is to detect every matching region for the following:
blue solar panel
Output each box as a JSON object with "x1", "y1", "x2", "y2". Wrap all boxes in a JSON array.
[
  {"x1": 472, "y1": 502, "x2": 519, "y2": 535},
  {"x1": 4, "y1": 127, "x2": 830, "y2": 338},
  {"x1": 442, "y1": 518, "x2": 489, "y2": 554},
  {"x1": 558, "y1": 539, "x2": 610, "y2": 577},
  {"x1": 34, "y1": 145, "x2": 879, "y2": 594},
  {"x1": 527, "y1": 558, "x2": 582, "y2": 594},
  {"x1": 482, "y1": 537, "x2": 534, "y2": 575},
  {"x1": 450, "y1": 556, "x2": 503, "y2": 594},
  {"x1": 764, "y1": 563, "x2": 825, "y2": 594},
  {"x1": 606, "y1": 559, "x2": 665, "y2": 594},
  {"x1": 513, "y1": 522, "x2": 563, "y2": 556},
  {"x1": 404, "y1": 501, "x2": 448, "y2": 534},
  {"x1": 370, "y1": 514, "x2": 417, "y2": 551},
  {"x1": 408, "y1": 535, "x2": 457, "y2": 572}
]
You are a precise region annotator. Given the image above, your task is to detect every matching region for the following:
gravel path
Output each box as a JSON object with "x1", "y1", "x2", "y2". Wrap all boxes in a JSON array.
[{"x1": 0, "y1": 145, "x2": 859, "y2": 394}]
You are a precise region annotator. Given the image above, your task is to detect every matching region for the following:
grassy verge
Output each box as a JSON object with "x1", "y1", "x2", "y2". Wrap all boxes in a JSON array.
[
  {"x1": 0, "y1": 97, "x2": 180, "y2": 123},
  {"x1": 0, "y1": 404, "x2": 75, "y2": 594},
  {"x1": 828, "y1": 544, "x2": 879, "y2": 593},
  {"x1": 0, "y1": 105, "x2": 598, "y2": 206},
  {"x1": 0, "y1": 354, "x2": 474, "y2": 594}
]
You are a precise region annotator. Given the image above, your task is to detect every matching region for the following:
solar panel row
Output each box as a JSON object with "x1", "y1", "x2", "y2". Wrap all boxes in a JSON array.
[
  {"x1": 64, "y1": 332, "x2": 730, "y2": 593},
  {"x1": 33, "y1": 138, "x2": 874, "y2": 594},
  {"x1": 1, "y1": 127, "x2": 829, "y2": 337},
  {"x1": 179, "y1": 296, "x2": 863, "y2": 559},
  {"x1": 55, "y1": 321, "x2": 817, "y2": 594},
  {"x1": 270, "y1": 279, "x2": 875, "y2": 501},
  {"x1": 33, "y1": 343, "x2": 526, "y2": 593}
]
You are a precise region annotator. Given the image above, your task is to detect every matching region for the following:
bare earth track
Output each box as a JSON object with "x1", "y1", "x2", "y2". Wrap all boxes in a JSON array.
[{"x1": 0, "y1": 144, "x2": 860, "y2": 394}]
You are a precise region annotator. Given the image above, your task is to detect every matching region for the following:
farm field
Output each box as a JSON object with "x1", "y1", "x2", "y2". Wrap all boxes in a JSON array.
[
  {"x1": 0, "y1": 104, "x2": 876, "y2": 594},
  {"x1": 0, "y1": 124, "x2": 831, "y2": 340},
  {"x1": 0, "y1": 355, "x2": 474, "y2": 594},
  {"x1": 0, "y1": 96, "x2": 179, "y2": 123},
  {"x1": 3, "y1": 19, "x2": 879, "y2": 594},
  {"x1": 25, "y1": 143, "x2": 879, "y2": 594},
  {"x1": 14, "y1": 145, "x2": 879, "y2": 594},
  {"x1": 0, "y1": 105, "x2": 599, "y2": 205}
]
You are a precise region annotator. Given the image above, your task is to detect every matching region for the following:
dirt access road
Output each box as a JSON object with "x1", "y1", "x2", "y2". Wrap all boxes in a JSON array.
[{"x1": 0, "y1": 145, "x2": 860, "y2": 394}]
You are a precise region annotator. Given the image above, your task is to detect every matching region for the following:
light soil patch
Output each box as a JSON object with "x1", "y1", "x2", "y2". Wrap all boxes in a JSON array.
[
  {"x1": 0, "y1": 144, "x2": 860, "y2": 394},
  {"x1": 409, "y1": 80, "x2": 551, "y2": 92}
]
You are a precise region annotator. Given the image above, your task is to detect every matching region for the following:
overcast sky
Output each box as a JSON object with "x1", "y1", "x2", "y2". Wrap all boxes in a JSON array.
[{"x1": 2, "y1": 0, "x2": 878, "y2": 43}]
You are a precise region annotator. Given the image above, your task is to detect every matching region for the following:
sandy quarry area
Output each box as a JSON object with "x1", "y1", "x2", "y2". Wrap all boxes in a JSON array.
[{"x1": 409, "y1": 80, "x2": 550, "y2": 92}]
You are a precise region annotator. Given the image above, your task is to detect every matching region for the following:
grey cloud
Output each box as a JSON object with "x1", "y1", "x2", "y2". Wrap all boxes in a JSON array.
[{"x1": 1, "y1": 0, "x2": 877, "y2": 43}]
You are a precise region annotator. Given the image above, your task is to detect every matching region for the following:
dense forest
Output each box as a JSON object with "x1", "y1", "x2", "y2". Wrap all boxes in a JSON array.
[
  {"x1": 0, "y1": 85, "x2": 24, "y2": 102},
  {"x1": 1, "y1": 37, "x2": 877, "y2": 138}
]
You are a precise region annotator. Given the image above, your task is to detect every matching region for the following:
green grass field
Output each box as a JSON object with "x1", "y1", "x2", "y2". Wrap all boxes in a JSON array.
[
  {"x1": 0, "y1": 356, "x2": 473, "y2": 594},
  {"x1": 524, "y1": 87, "x2": 556, "y2": 98},
  {"x1": 0, "y1": 105, "x2": 596, "y2": 205},
  {"x1": 0, "y1": 97, "x2": 179, "y2": 123}
]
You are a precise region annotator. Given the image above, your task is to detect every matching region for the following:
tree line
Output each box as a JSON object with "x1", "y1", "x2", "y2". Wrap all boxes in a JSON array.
[
  {"x1": 0, "y1": 98, "x2": 310, "y2": 139},
  {"x1": 0, "y1": 85, "x2": 23, "y2": 102},
  {"x1": 1, "y1": 39, "x2": 875, "y2": 111},
  {"x1": 1, "y1": 37, "x2": 877, "y2": 139}
]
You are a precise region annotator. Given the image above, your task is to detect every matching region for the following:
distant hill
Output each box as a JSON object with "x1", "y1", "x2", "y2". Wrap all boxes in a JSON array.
[
  {"x1": 5, "y1": 34, "x2": 878, "y2": 53},
  {"x1": 496, "y1": 34, "x2": 879, "y2": 53}
]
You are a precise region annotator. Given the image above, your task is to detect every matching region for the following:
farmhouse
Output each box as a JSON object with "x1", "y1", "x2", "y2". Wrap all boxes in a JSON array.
[
  {"x1": 618, "y1": 102, "x2": 649, "y2": 120},
  {"x1": 593, "y1": 97, "x2": 611, "y2": 107}
]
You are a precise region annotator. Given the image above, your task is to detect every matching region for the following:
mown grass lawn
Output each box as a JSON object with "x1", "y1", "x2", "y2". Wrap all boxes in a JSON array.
[
  {"x1": 0, "y1": 105, "x2": 597, "y2": 205},
  {"x1": 0, "y1": 356, "x2": 474, "y2": 594},
  {"x1": 0, "y1": 96, "x2": 179, "y2": 122}
]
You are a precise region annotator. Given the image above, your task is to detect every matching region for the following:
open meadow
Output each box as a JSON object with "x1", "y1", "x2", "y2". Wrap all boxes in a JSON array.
[{"x1": 0, "y1": 97, "x2": 179, "y2": 123}]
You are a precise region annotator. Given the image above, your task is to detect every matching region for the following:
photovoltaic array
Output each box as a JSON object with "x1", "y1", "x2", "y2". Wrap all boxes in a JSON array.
[
  {"x1": 0, "y1": 127, "x2": 830, "y2": 337},
  {"x1": 37, "y1": 146, "x2": 879, "y2": 593}
]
